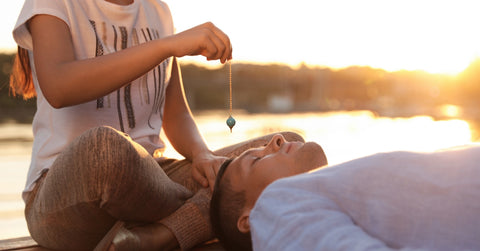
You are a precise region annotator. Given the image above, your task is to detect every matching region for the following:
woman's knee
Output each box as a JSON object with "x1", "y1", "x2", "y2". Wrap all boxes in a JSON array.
[
  {"x1": 74, "y1": 126, "x2": 144, "y2": 172},
  {"x1": 80, "y1": 126, "x2": 135, "y2": 153}
]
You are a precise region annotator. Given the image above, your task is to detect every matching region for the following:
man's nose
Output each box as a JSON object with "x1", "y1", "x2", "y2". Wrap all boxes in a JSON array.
[{"x1": 266, "y1": 134, "x2": 285, "y2": 152}]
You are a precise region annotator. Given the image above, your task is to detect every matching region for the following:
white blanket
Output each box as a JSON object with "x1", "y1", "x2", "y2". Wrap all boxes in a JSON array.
[{"x1": 251, "y1": 144, "x2": 480, "y2": 251}]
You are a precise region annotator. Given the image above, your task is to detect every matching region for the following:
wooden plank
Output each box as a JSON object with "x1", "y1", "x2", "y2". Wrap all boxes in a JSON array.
[
  {"x1": 0, "y1": 236, "x2": 41, "y2": 251},
  {"x1": 0, "y1": 236, "x2": 224, "y2": 251},
  {"x1": 6, "y1": 247, "x2": 50, "y2": 251}
]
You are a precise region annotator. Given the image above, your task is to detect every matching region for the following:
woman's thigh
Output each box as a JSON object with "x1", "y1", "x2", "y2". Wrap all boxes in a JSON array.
[{"x1": 25, "y1": 126, "x2": 192, "y2": 250}]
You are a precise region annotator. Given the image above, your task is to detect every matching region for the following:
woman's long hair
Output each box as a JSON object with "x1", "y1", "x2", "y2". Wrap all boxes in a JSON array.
[{"x1": 9, "y1": 46, "x2": 35, "y2": 99}]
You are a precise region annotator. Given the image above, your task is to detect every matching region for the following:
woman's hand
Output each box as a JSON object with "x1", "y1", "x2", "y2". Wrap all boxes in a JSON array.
[
  {"x1": 191, "y1": 151, "x2": 228, "y2": 190},
  {"x1": 166, "y1": 22, "x2": 232, "y2": 63}
]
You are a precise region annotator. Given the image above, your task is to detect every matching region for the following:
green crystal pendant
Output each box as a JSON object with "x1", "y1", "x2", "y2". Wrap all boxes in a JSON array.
[{"x1": 226, "y1": 115, "x2": 236, "y2": 133}]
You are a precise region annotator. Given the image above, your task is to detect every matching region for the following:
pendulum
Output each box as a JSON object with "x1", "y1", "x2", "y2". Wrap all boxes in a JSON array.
[
  {"x1": 226, "y1": 115, "x2": 236, "y2": 132},
  {"x1": 226, "y1": 60, "x2": 236, "y2": 132}
]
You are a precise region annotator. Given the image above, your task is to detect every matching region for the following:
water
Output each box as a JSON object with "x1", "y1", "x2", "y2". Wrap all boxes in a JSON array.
[
  {"x1": 0, "y1": 111, "x2": 473, "y2": 239},
  {"x1": 0, "y1": 123, "x2": 33, "y2": 239}
]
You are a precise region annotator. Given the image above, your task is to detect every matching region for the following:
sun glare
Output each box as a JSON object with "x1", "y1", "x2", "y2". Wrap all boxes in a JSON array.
[
  {"x1": 439, "y1": 104, "x2": 463, "y2": 118},
  {"x1": 2, "y1": 1, "x2": 479, "y2": 74},
  {"x1": 166, "y1": 0, "x2": 480, "y2": 75}
]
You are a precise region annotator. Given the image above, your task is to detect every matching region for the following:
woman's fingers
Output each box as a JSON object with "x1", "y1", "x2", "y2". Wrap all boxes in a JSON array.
[
  {"x1": 201, "y1": 29, "x2": 223, "y2": 60},
  {"x1": 170, "y1": 22, "x2": 232, "y2": 63},
  {"x1": 202, "y1": 22, "x2": 231, "y2": 63},
  {"x1": 203, "y1": 165, "x2": 217, "y2": 191},
  {"x1": 208, "y1": 23, "x2": 232, "y2": 63},
  {"x1": 192, "y1": 163, "x2": 217, "y2": 190},
  {"x1": 192, "y1": 167, "x2": 208, "y2": 188}
]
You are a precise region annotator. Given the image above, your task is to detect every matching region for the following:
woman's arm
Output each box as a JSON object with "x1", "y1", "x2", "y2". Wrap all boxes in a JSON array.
[
  {"x1": 29, "y1": 15, "x2": 231, "y2": 108},
  {"x1": 162, "y1": 58, "x2": 226, "y2": 189}
]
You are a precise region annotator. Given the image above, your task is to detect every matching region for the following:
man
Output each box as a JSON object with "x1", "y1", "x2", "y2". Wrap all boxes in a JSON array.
[{"x1": 210, "y1": 135, "x2": 480, "y2": 251}]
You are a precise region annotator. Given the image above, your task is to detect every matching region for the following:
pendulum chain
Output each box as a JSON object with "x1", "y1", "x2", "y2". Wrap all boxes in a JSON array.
[
  {"x1": 226, "y1": 60, "x2": 236, "y2": 132},
  {"x1": 229, "y1": 60, "x2": 233, "y2": 115}
]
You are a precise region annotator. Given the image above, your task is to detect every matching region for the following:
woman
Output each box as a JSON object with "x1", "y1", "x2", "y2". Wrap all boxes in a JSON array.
[{"x1": 10, "y1": 0, "x2": 305, "y2": 250}]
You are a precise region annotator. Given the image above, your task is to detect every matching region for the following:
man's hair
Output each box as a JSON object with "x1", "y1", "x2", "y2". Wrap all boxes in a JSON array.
[{"x1": 210, "y1": 158, "x2": 252, "y2": 251}]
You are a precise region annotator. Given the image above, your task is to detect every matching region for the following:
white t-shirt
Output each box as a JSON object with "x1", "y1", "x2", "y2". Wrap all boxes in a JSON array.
[
  {"x1": 251, "y1": 145, "x2": 480, "y2": 251},
  {"x1": 13, "y1": 0, "x2": 174, "y2": 200}
]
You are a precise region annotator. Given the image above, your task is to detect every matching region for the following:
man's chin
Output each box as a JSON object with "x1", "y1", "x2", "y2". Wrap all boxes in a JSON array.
[{"x1": 304, "y1": 141, "x2": 328, "y2": 170}]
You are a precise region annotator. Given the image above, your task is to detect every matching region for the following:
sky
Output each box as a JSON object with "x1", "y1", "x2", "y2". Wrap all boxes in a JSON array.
[{"x1": 2, "y1": 0, "x2": 480, "y2": 74}]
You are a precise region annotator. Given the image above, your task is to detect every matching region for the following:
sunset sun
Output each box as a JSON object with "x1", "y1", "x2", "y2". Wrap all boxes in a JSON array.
[{"x1": 165, "y1": 0, "x2": 480, "y2": 75}]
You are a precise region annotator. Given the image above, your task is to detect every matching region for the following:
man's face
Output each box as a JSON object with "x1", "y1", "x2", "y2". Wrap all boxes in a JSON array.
[{"x1": 225, "y1": 134, "x2": 327, "y2": 208}]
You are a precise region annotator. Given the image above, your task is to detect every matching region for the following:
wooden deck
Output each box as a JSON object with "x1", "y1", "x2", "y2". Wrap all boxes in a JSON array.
[
  {"x1": 0, "y1": 236, "x2": 224, "y2": 251},
  {"x1": 0, "y1": 237, "x2": 47, "y2": 251}
]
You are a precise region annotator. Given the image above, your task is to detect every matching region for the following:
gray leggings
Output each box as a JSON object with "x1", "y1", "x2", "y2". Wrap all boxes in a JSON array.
[{"x1": 24, "y1": 126, "x2": 304, "y2": 250}]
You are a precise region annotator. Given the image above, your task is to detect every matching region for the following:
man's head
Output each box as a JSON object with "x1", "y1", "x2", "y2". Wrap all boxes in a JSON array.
[{"x1": 210, "y1": 134, "x2": 328, "y2": 251}]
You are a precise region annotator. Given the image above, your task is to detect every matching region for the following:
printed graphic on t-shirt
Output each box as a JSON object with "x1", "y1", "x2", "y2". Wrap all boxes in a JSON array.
[{"x1": 89, "y1": 20, "x2": 169, "y2": 132}]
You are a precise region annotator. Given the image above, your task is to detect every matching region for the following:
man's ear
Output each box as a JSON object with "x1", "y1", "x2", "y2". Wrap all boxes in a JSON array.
[{"x1": 237, "y1": 209, "x2": 251, "y2": 233}]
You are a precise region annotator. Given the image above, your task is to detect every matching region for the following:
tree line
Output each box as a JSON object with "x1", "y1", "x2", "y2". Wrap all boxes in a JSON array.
[
  {"x1": 181, "y1": 60, "x2": 480, "y2": 120},
  {"x1": 1, "y1": 52, "x2": 480, "y2": 124}
]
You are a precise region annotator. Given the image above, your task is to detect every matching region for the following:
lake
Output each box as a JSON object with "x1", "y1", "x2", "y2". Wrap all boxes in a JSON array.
[{"x1": 0, "y1": 110, "x2": 473, "y2": 239}]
